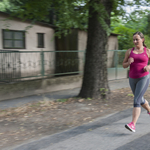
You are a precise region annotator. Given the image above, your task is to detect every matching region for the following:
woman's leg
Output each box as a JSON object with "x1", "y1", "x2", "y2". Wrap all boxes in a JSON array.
[
  {"x1": 131, "y1": 75, "x2": 150, "y2": 125},
  {"x1": 132, "y1": 107, "x2": 141, "y2": 125},
  {"x1": 126, "y1": 75, "x2": 150, "y2": 132},
  {"x1": 141, "y1": 99, "x2": 150, "y2": 113},
  {"x1": 129, "y1": 77, "x2": 139, "y2": 125}
]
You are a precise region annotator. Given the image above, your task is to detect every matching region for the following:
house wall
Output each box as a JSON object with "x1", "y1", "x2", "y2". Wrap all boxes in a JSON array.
[
  {"x1": 78, "y1": 30, "x2": 87, "y2": 74},
  {"x1": 77, "y1": 31, "x2": 119, "y2": 72},
  {"x1": 0, "y1": 15, "x2": 55, "y2": 51},
  {"x1": 0, "y1": 14, "x2": 55, "y2": 77},
  {"x1": 0, "y1": 75, "x2": 83, "y2": 101},
  {"x1": 107, "y1": 35, "x2": 118, "y2": 68},
  {"x1": 77, "y1": 31, "x2": 128, "y2": 80},
  {"x1": 107, "y1": 35, "x2": 128, "y2": 80}
]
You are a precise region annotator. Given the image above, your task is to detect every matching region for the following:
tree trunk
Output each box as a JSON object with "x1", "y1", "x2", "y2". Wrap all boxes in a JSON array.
[{"x1": 79, "y1": 0, "x2": 113, "y2": 99}]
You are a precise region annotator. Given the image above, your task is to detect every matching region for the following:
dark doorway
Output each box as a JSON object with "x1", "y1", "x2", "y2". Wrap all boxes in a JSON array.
[{"x1": 55, "y1": 29, "x2": 79, "y2": 76}]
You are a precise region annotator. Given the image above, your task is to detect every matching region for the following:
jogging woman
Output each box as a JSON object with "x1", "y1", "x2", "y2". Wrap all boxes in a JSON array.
[{"x1": 122, "y1": 31, "x2": 150, "y2": 132}]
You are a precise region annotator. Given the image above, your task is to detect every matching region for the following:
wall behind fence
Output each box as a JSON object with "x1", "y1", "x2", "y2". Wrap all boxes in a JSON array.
[
  {"x1": 0, "y1": 50, "x2": 128, "y2": 101},
  {"x1": 0, "y1": 50, "x2": 128, "y2": 83}
]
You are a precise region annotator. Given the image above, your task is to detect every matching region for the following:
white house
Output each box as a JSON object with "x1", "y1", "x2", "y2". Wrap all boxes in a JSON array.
[
  {"x1": 0, "y1": 11, "x2": 124, "y2": 81},
  {"x1": 0, "y1": 11, "x2": 56, "y2": 79}
]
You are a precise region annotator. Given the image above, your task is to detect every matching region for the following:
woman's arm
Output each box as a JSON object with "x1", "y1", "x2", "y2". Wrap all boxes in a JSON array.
[
  {"x1": 147, "y1": 48, "x2": 150, "y2": 61},
  {"x1": 122, "y1": 49, "x2": 132, "y2": 68},
  {"x1": 144, "y1": 48, "x2": 150, "y2": 72}
]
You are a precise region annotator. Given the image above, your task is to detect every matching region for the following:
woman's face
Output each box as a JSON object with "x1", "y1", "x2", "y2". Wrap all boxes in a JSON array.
[{"x1": 133, "y1": 34, "x2": 144, "y2": 47}]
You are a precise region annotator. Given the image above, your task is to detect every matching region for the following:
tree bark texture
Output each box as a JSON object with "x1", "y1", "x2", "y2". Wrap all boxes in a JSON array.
[{"x1": 79, "y1": 0, "x2": 113, "y2": 99}]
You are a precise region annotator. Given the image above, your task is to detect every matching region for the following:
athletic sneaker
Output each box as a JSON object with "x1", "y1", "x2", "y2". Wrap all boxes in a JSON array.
[
  {"x1": 125, "y1": 122, "x2": 135, "y2": 132},
  {"x1": 147, "y1": 112, "x2": 150, "y2": 115}
]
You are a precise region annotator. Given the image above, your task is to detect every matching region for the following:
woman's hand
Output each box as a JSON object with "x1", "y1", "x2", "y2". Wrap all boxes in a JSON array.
[
  {"x1": 143, "y1": 65, "x2": 150, "y2": 72},
  {"x1": 128, "y1": 57, "x2": 134, "y2": 65}
]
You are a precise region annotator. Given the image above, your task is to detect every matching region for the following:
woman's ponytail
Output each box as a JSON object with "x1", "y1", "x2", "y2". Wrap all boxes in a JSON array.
[{"x1": 143, "y1": 41, "x2": 147, "y2": 48}]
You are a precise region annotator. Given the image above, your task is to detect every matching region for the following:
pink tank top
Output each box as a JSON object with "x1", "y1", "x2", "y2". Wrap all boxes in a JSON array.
[{"x1": 129, "y1": 47, "x2": 149, "y2": 78}]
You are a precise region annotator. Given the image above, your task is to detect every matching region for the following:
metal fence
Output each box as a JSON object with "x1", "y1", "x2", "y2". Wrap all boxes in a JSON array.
[
  {"x1": 0, "y1": 50, "x2": 21, "y2": 82},
  {"x1": 107, "y1": 50, "x2": 128, "y2": 80},
  {"x1": 0, "y1": 50, "x2": 127, "y2": 83}
]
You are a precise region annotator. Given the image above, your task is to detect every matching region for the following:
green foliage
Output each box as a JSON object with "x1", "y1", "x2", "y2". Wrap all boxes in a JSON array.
[
  {"x1": 4, "y1": 0, "x2": 90, "y2": 37},
  {"x1": 0, "y1": 0, "x2": 11, "y2": 11},
  {"x1": 0, "y1": 0, "x2": 134, "y2": 36},
  {"x1": 56, "y1": 99, "x2": 68, "y2": 102},
  {"x1": 145, "y1": 14, "x2": 150, "y2": 36},
  {"x1": 112, "y1": 25, "x2": 136, "y2": 50},
  {"x1": 2, "y1": 0, "x2": 150, "y2": 47},
  {"x1": 144, "y1": 35, "x2": 150, "y2": 48},
  {"x1": 110, "y1": 1, "x2": 150, "y2": 50},
  {"x1": 111, "y1": 12, "x2": 150, "y2": 50},
  {"x1": 100, "y1": 88, "x2": 108, "y2": 98},
  {"x1": 100, "y1": 88, "x2": 108, "y2": 92},
  {"x1": 125, "y1": 14, "x2": 148, "y2": 34},
  {"x1": 127, "y1": 94, "x2": 134, "y2": 97},
  {"x1": 0, "y1": 0, "x2": 21, "y2": 12}
]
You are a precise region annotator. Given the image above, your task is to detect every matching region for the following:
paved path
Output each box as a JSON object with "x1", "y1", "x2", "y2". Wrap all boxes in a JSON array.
[
  {"x1": 3, "y1": 78, "x2": 150, "y2": 150},
  {"x1": 11, "y1": 108, "x2": 150, "y2": 150}
]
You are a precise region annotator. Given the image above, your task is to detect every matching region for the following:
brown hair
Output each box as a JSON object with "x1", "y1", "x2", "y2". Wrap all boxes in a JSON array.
[{"x1": 133, "y1": 31, "x2": 147, "y2": 47}]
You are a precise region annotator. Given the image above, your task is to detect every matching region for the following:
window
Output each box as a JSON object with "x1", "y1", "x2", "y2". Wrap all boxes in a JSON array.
[
  {"x1": 37, "y1": 33, "x2": 44, "y2": 48},
  {"x1": 2, "y1": 29, "x2": 25, "y2": 49}
]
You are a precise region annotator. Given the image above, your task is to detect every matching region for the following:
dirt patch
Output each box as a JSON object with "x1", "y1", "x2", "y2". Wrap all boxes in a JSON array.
[{"x1": 0, "y1": 87, "x2": 150, "y2": 149}]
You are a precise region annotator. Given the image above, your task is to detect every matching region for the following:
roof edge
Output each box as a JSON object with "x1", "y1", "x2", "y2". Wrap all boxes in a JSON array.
[{"x1": 0, "y1": 11, "x2": 56, "y2": 28}]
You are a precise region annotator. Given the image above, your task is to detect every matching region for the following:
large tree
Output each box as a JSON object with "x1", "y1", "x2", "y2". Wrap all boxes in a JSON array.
[
  {"x1": 79, "y1": 0, "x2": 114, "y2": 99},
  {"x1": 1, "y1": 0, "x2": 150, "y2": 99}
]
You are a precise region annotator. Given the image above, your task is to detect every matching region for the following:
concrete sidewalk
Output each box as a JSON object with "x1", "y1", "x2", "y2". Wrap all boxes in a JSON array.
[{"x1": 2, "y1": 78, "x2": 150, "y2": 150}]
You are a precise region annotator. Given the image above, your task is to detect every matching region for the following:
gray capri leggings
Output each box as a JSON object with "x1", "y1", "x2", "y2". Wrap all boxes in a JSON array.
[{"x1": 129, "y1": 74, "x2": 150, "y2": 107}]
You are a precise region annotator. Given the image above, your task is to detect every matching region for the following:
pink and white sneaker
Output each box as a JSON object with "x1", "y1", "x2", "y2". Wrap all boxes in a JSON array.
[
  {"x1": 125, "y1": 122, "x2": 135, "y2": 132},
  {"x1": 147, "y1": 112, "x2": 150, "y2": 115}
]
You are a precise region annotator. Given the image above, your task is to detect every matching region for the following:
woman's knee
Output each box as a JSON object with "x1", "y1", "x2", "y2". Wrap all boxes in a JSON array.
[
  {"x1": 141, "y1": 99, "x2": 148, "y2": 106},
  {"x1": 134, "y1": 103, "x2": 141, "y2": 107}
]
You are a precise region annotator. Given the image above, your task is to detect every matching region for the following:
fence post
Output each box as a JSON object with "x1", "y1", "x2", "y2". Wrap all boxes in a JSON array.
[
  {"x1": 40, "y1": 49, "x2": 45, "y2": 77},
  {"x1": 114, "y1": 51, "x2": 118, "y2": 79}
]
